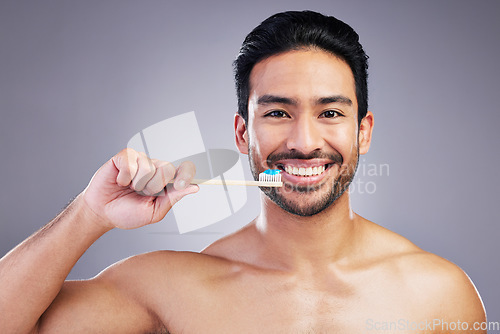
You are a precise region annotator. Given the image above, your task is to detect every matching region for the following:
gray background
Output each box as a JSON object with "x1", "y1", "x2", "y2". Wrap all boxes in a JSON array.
[{"x1": 1, "y1": 0, "x2": 499, "y2": 321}]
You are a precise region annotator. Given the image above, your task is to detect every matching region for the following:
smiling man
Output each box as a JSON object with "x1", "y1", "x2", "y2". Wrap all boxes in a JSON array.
[{"x1": 0, "y1": 10, "x2": 486, "y2": 334}]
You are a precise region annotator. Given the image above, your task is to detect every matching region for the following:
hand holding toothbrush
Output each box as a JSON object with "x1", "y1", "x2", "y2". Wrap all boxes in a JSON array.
[{"x1": 81, "y1": 148, "x2": 199, "y2": 231}]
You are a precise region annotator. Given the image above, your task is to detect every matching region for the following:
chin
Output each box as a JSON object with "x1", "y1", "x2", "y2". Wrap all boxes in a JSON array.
[{"x1": 264, "y1": 182, "x2": 343, "y2": 217}]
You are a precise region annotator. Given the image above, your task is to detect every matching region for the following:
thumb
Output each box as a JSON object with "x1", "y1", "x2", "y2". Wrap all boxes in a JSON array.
[
  {"x1": 153, "y1": 184, "x2": 199, "y2": 221},
  {"x1": 166, "y1": 184, "x2": 200, "y2": 206}
]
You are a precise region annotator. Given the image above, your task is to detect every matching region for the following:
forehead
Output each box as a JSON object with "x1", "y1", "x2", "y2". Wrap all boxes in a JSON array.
[{"x1": 249, "y1": 49, "x2": 357, "y2": 107}]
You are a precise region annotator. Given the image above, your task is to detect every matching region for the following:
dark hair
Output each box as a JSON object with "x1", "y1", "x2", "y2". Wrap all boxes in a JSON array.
[{"x1": 233, "y1": 10, "x2": 369, "y2": 124}]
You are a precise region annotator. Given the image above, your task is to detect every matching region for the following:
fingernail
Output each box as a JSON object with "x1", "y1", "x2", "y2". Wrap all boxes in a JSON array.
[{"x1": 177, "y1": 179, "x2": 186, "y2": 190}]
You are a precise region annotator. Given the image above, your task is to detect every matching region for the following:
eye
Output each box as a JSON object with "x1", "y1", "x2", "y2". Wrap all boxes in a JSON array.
[
  {"x1": 264, "y1": 110, "x2": 289, "y2": 118},
  {"x1": 320, "y1": 110, "x2": 343, "y2": 118}
]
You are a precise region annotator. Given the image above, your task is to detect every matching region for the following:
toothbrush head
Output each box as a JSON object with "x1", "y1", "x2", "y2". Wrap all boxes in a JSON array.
[{"x1": 258, "y1": 169, "x2": 282, "y2": 183}]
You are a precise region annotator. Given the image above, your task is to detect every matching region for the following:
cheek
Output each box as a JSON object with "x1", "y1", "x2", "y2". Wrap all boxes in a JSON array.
[
  {"x1": 323, "y1": 124, "x2": 358, "y2": 161},
  {"x1": 249, "y1": 124, "x2": 283, "y2": 160},
  {"x1": 247, "y1": 126, "x2": 264, "y2": 159}
]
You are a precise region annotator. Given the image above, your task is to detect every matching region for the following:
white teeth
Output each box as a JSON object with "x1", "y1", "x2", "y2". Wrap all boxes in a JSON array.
[{"x1": 284, "y1": 165, "x2": 327, "y2": 177}]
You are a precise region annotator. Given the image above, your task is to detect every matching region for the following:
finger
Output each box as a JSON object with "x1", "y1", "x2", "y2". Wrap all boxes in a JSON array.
[
  {"x1": 173, "y1": 161, "x2": 196, "y2": 191},
  {"x1": 114, "y1": 148, "x2": 140, "y2": 187},
  {"x1": 143, "y1": 161, "x2": 176, "y2": 196},
  {"x1": 131, "y1": 152, "x2": 156, "y2": 192}
]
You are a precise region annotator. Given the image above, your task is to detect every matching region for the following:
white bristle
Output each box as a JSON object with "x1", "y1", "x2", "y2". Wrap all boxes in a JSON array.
[{"x1": 259, "y1": 172, "x2": 281, "y2": 182}]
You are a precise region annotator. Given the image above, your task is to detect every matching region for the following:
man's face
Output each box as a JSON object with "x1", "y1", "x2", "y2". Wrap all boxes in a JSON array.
[{"x1": 235, "y1": 49, "x2": 370, "y2": 216}]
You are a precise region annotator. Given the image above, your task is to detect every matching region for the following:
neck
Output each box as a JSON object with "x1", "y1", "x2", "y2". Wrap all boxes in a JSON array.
[{"x1": 254, "y1": 191, "x2": 360, "y2": 273}]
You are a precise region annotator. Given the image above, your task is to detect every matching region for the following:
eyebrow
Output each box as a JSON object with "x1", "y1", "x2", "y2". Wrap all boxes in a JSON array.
[
  {"x1": 257, "y1": 95, "x2": 298, "y2": 106},
  {"x1": 257, "y1": 94, "x2": 352, "y2": 107},
  {"x1": 317, "y1": 95, "x2": 352, "y2": 106}
]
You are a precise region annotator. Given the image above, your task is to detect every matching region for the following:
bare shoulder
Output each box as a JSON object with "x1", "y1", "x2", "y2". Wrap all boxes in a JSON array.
[
  {"x1": 99, "y1": 249, "x2": 224, "y2": 277},
  {"x1": 396, "y1": 251, "x2": 486, "y2": 329},
  {"x1": 40, "y1": 250, "x2": 234, "y2": 333},
  {"x1": 97, "y1": 249, "x2": 237, "y2": 292},
  {"x1": 361, "y1": 217, "x2": 486, "y2": 324}
]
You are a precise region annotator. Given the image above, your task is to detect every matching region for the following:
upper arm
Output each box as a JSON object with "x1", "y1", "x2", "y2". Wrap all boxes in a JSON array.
[{"x1": 37, "y1": 256, "x2": 165, "y2": 333}]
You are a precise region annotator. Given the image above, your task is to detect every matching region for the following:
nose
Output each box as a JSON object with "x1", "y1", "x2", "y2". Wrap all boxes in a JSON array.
[{"x1": 286, "y1": 116, "x2": 324, "y2": 154}]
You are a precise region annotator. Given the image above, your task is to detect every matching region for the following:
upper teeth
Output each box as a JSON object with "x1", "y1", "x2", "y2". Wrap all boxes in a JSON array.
[{"x1": 284, "y1": 165, "x2": 326, "y2": 176}]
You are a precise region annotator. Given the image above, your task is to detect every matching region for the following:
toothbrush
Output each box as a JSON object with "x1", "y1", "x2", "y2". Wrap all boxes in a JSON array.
[{"x1": 172, "y1": 169, "x2": 282, "y2": 187}]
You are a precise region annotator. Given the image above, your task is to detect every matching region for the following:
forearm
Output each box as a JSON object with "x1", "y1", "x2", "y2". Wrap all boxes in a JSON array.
[{"x1": 0, "y1": 193, "x2": 112, "y2": 333}]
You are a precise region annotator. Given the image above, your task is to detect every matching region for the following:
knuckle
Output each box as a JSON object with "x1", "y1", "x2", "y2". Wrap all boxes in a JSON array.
[
  {"x1": 138, "y1": 151, "x2": 150, "y2": 159},
  {"x1": 180, "y1": 161, "x2": 196, "y2": 177},
  {"x1": 138, "y1": 168, "x2": 156, "y2": 182},
  {"x1": 121, "y1": 147, "x2": 137, "y2": 159},
  {"x1": 183, "y1": 160, "x2": 195, "y2": 168},
  {"x1": 162, "y1": 162, "x2": 176, "y2": 176}
]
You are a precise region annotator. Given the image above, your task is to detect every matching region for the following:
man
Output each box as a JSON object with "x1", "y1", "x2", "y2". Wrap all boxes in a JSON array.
[{"x1": 0, "y1": 10, "x2": 486, "y2": 333}]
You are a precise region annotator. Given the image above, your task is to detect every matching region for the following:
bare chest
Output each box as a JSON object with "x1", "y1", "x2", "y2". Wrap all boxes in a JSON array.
[{"x1": 160, "y1": 271, "x2": 429, "y2": 334}]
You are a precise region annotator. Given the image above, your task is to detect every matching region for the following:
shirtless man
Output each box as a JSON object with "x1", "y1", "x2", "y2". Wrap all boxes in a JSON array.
[{"x1": 0, "y1": 10, "x2": 486, "y2": 334}]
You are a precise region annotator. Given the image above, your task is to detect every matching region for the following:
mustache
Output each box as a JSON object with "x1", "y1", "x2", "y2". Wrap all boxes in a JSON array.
[{"x1": 266, "y1": 150, "x2": 343, "y2": 166}]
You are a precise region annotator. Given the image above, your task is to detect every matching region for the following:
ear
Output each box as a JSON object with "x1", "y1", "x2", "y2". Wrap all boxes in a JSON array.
[
  {"x1": 234, "y1": 113, "x2": 249, "y2": 154},
  {"x1": 358, "y1": 111, "x2": 374, "y2": 155}
]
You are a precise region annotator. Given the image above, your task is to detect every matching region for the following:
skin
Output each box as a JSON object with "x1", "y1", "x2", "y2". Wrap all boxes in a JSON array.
[{"x1": 0, "y1": 49, "x2": 486, "y2": 334}]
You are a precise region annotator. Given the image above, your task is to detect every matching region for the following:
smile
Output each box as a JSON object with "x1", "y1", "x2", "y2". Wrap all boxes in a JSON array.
[{"x1": 278, "y1": 164, "x2": 332, "y2": 177}]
